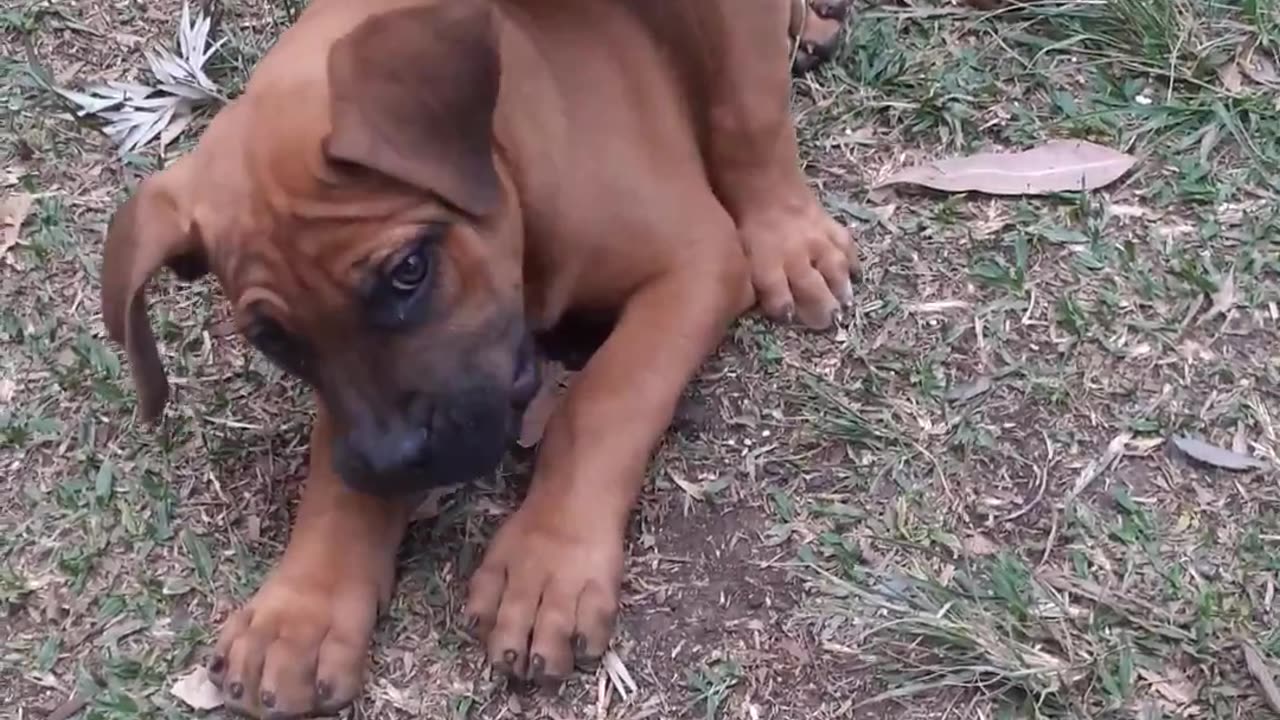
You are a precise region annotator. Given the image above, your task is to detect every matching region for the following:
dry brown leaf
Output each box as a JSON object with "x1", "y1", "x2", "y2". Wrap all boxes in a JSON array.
[
  {"x1": 516, "y1": 360, "x2": 574, "y2": 448},
  {"x1": 875, "y1": 139, "x2": 1137, "y2": 196},
  {"x1": 0, "y1": 192, "x2": 34, "y2": 258},
  {"x1": 45, "y1": 694, "x2": 89, "y2": 720},
  {"x1": 170, "y1": 666, "x2": 223, "y2": 710},
  {"x1": 1240, "y1": 39, "x2": 1280, "y2": 86},
  {"x1": 1243, "y1": 642, "x2": 1280, "y2": 714},
  {"x1": 1219, "y1": 61, "x2": 1243, "y2": 93},
  {"x1": 1171, "y1": 435, "x2": 1265, "y2": 472}
]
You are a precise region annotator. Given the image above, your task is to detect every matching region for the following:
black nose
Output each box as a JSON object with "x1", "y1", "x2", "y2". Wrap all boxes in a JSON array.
[{"x1": 334, "y1": 424, "x2": 430, "y2": 482}]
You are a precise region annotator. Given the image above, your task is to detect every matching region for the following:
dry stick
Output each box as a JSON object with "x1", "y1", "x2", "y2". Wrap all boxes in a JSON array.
[
  {"x1": 1001, "y1": 435, "x2": 1055, "y2": 523},
  {"x1": 787, "y1": 0, "x2": 807, "y2": 70},
  {"x1": 1038, "y1": 510, "x2": 1060, "y2": 569}
]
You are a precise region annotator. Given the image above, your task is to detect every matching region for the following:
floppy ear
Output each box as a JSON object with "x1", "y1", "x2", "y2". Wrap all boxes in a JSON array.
[
  {"x1": 324, "y1": 1, "x2": 501, "y2": 217},
  {"x1": 101, "y1": 168, "x2": 207, "y2": 422}
]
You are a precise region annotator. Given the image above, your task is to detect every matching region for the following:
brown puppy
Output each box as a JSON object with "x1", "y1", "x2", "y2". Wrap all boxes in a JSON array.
[{"x1": 100, "y1": 0, "x2": 857, "y2": 717}]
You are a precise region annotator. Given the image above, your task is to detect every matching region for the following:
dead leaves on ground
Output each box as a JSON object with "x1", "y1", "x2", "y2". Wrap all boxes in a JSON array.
[
  {"x1": 1219, "y1": 36, "x2": 1280, "y2": 93},
  {"x1": 0, "y1": 192, "x2": 35, "y2": 262},
  {"x1": 169, "y1": 666, "x2": 223, "y2": 710},
  {"x1": 1170, "y1": 435, "x2": 1267, "y2": 472},
  {"x1": 51, "y1": 2, "x2": 224, "y2": 156},
  {"x1": 876, "y1": 139, "x2": 1137, "y2": 196},
  {"x1": 1243, "y1": 642, "x2": 1280, "y2": 715}
]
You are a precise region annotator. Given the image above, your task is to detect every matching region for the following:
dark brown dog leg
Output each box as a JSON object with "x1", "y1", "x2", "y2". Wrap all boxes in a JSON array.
[
  {"x1": 209, "y1": 403, "x2": 413, "y2": 719},
  {"x1": 709, "y1": 0, "x2": 860, "y2": 330},
  {"x1": 464, "y1": 215, "x2": 751, "y2": 683}
]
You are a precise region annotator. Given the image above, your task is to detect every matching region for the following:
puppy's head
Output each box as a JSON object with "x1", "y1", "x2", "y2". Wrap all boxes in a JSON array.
[{"x1": 101, "y1": 0, "x2": 537, "y2": 496}]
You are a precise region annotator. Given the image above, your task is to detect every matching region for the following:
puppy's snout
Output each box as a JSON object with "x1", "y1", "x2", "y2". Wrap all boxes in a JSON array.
[{"x1": 335, "y1": 422, "x2": 430, "y2": 483}]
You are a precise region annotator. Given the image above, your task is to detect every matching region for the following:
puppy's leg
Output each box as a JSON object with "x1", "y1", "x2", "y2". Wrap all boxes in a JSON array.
[
  {"x1": 209, "y1": 403, "x2": 412, "y2": 719},
  {"x1": 708, "y1": 0, "x2": 860, "y2": 330},
  {"x1": 465, "y1": 211, "x2": 751, "y2": 682}
]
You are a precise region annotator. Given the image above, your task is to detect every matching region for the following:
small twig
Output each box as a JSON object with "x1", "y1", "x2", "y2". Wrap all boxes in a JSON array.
[
  {"x1": 787, "y1": 0, "x2": 807, "y2": 71},
  {"x1": 1038, "y1": 510, "x2": 1059, "y2": 569},
  {"x1": 1001, "y1": 434, "x2": 1055, "y2": 523}
]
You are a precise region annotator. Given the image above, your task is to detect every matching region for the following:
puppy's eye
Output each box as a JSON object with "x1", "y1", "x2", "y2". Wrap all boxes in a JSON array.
[{"x1": 389, "y1": 249, "x2": 429, "y2": 292}]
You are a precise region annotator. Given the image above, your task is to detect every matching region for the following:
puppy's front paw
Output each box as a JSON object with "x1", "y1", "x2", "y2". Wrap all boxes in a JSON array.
[
  {"x1": 465, "y1": 507, "x2": 624, "y2": 683},
  {"x1": 208, "y1": 571, "x2": 380, "y2": 718},
  {"x1": 740, "y1": 199, "x2": 860, "y2": 330}
]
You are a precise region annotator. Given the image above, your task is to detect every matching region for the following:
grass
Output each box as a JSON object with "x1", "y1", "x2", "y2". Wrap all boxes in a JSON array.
[{"x1": 2, "y1": 0, "x2": 1279, "y2": 718}]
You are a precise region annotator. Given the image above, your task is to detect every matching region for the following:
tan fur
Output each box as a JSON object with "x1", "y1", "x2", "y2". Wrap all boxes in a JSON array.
[{"x1": 100, "y1": 0, "x2": 856, "y2": 715}]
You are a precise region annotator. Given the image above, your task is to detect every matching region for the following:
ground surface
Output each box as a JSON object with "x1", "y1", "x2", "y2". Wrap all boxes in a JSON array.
[{"x1": 3, "y1": 1, "x2": 1280, "y2": 718}]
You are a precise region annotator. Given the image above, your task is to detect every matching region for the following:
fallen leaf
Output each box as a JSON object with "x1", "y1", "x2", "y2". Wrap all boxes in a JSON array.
[
  {"x1": 1219, "y1": 61, "x2": 1243, "y2": 92},
  {"x1": 1240, "y1": 39, "x2": 1280, "y2": 86},
  {"x1": 963, "y1": 533, "x2": 1000, "y2": 556},
  {"x1": 46, "y1": 694, "x2": 88, "y2": 720},
  {"x1": 602, "y1": 649, "x2": 638, "y2": 703},
  {"x1": 1137, "y1": 667, "x2": 1197, "y2": 706},
  {"x1": 170, "y1": 666, "x2": 223, "y2": 710},
  {"x1": 52, "y1": 2, "x2": 223, "y2": 157},
  {"x1": 516, "y1": 360, "x2": 574, "y2": 448},
  {"x1": 1244, "y1": 642, "x2": 1280, "y2": 714},
  {"x1": 1171, "y1": 435, "x2": 1265, "y2": 472},
  {"x1": 0, "y1": 192, "x2": 34, "y2": 258},
  {"x1": 945, "y1": 376, "x2": 992, "y2": 402},
  {"x1": 875, "y1": 139, "x2": 1137, "y2": 196}
]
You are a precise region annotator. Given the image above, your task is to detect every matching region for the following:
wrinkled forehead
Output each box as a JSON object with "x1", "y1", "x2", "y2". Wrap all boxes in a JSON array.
[
  {"x1": 211, "y1": 210, "x2": 417, "y2": 312},
  {"x1": 187, "y1": 109, "x2": 427, "y2": 287}
]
